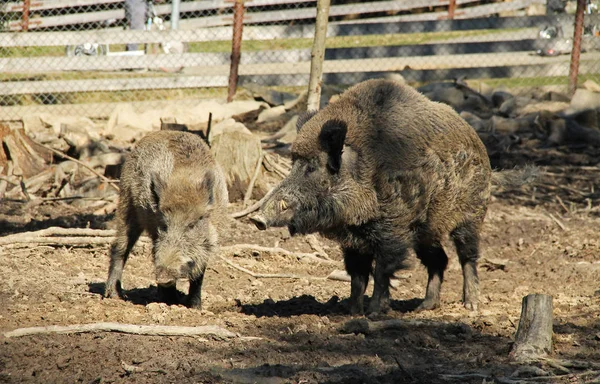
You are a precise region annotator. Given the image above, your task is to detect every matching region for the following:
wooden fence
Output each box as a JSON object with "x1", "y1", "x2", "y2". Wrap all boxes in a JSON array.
[{"x1": 1, "y1": 0, "x2": 598, "y2": 120}]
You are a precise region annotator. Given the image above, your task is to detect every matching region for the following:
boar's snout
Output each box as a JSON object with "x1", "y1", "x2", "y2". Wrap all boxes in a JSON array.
[{"x1": 249, "y1": 214, "x2": 269, "y2": 230}]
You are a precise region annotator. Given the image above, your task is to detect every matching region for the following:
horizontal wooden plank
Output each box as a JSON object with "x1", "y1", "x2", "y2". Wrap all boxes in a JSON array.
[
  {"x1": 1, "y1": 0, "x2": 122, "y2": 12},
  {"x1": 0, "y1": 99, "x2": 204, "y2": 120},
  {"x1": 0, "y1": 35, "x2": 555, "y2": 74},
  {"x1": 2, "y1": 51, "x2": 599, "y2": 96},
  {"x1": 0, "y1": 75, "x2": 229, "y2": 96},
  {"x1": 338, "y1": 0, "x2": 546, "y2": 23},
  {"x1": 7, "y1": 0, "x2": 480, "y2": 31},
  {"x1": 1, "y1": 0, "x2": 315, "y2": 13},
  {"x1": 2, "y1": 13, "x2": 585, "y2": 48}
]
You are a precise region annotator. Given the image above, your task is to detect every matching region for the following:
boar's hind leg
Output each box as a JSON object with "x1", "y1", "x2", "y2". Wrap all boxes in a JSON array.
[
  {"x1": 186, "y1": 265, "x2": 207, "y2": 309},
  {"x1": 415, "y1": 242, "x2": 449, "y2": 311},
  {"x1": 105, "y1": 210, "x2": 143, "y2": 299},
  {"x1": 367, "y1": 247, "x2": 408, "y2": 315},
  {"x1": 344, "y1": 248, "x2": 373, "y2": 315},
  {"x1": 451, "y1": 222, "x2": 481, "y2": 311}
]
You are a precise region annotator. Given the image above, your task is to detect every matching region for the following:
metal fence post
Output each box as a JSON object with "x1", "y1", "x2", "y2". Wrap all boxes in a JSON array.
[
  {"x1": 568, "y1": 0, "x2": 586, "y2": 96},
  {"x1": 227, "y1": 0, "x2": 245, "y2": 103},
  {"x1": 171, "y1": 0, "x2": 181, "y2": 30},
  {"x1": 21, "y1": 0, "x2": 31, "y2": 32},
  {"x1": 448, "y1": 0, "x2": 456, "y2": 19}
]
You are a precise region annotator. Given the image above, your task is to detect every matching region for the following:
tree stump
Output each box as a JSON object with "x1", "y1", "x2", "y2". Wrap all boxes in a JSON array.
[
  {"x1": 509, "y1": 293, "x2": 553, "y2": 362},
  {"x1": 0, "y1": 123, "x2": 52, "y2": 178}
]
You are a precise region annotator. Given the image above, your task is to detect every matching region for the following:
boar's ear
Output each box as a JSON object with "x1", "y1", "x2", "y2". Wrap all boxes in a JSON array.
[
  {"x1": 150, "y1": 172, "x2": 165, "y2": 207},
  {"x1": 319, "y1": 119, "x2": 347, "y2": 174},
  {"x1": 296, "y1": 110, "x2": 318, "y2": 133},
  {"x1": 199, "y1": 170, "x2": 215, "y2": 206}
]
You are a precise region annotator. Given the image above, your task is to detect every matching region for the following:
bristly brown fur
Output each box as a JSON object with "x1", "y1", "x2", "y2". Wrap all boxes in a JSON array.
[
  {"x1": 105, "y1": 130, "x2": 229, "y2": 309},
  {"x1": 253, "y1": 79, "x2": 496, "y2": 315}
]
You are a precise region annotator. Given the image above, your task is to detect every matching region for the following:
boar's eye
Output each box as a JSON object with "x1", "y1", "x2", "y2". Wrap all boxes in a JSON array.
[
  {"x1": 187, "y1": 222, "x2": 196, "y2": 230},
  {"x1": 306, "y1": 163, "x2": 316, "y2": 174},
  {"x1": 158, "y1": 222, "x2": 167, "y2": 232}
]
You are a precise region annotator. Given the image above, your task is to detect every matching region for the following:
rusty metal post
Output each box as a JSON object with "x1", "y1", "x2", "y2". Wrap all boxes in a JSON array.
[
  {"x1": 227, "y1": 0, "x2": 245, "y2": 103},
  {"x1": 448, "y1": 0, "x2": 456, "y2": 20},
  {"x1": 22, "y1": 0, "x2": 31, "y2": 32},
  {"x1": 568, "y1": 0, "x2": 586, "y2": 96}
]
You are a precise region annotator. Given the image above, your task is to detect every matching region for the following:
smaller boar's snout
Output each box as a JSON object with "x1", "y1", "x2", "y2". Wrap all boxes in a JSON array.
[{"x1": 249, "y1": 214, "x2": 268, "y2": 231}]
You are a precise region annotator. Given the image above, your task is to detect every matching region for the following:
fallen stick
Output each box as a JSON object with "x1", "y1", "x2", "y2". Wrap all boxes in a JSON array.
[
  {"x1": 341, "y1": 318, "x2": 425, "y2": 335},
  {"x1": 0, "y1": 227, "x2": 151, "y2": 247},
  {"x1": 219, "y1": 255, "x2": 326, "y2": 280},
  {"x1": 221, "y1": 243, "x2": 338, "y2": 264},
  {"x1": 243, "y1": 153, "x2": 264, "y2": 208},
  {"x1": 305, "y1": 234, "x2": 333, "y2": 261},
  {"x1": 37, "y1": 142, "x2": 120, "y2": 192},
  {"x1": 547, "y1": 213, "x2": 567, "y2": 231},
  {"x1": 3, "y1": 322, "x2": 236, "y2": 339},
  {"x1": 230, "y1": 187, "x2": 275, "y2": 218}
]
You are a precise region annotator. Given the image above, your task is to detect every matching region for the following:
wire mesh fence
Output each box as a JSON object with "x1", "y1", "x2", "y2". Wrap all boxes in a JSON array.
[{"x1": 1, "y1": 0, "x2": 600, "y2": 121}]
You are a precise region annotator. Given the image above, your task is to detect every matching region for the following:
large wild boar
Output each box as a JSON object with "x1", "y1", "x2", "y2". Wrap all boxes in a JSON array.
[
  {"x1": 104, "y1": 130, "x2": 228, "y2": 309},
  {"x1": 250, "y1": 79, "x2": 534, "y2": 315}
]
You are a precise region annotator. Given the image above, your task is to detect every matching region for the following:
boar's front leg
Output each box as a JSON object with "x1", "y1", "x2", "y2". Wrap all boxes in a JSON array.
[
  {"x1": 105, "y1": 205, "x2": 143, "y2": 299},
  {"x1": 187, "y1": 264, "x2": 206, "y2": 309},
  {"x1": 344, "y1": 248, "x2": 373, "y2": 315},
  {"x1": 415, "y1": 241, "x2": 449, "y2": 311}
]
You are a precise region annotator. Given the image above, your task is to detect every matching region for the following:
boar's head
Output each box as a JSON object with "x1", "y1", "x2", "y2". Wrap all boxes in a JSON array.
[
  {"x1": 151, "y1": 169, "x2": 218, "y2": 285},
  {"x1": 251, "y1": 110, "x2": 375, "y2": 236}
]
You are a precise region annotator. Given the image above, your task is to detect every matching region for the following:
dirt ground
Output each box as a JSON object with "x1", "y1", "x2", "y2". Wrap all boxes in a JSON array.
[{"x1": 1, "y1": 141, "x2": 600, "y2": 384}]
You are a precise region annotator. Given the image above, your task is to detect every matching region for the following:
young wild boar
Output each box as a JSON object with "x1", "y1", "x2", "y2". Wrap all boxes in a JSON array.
[
  {"x1": 104, "y1": 130, "x2": 228, "y2": 309},
  {"x1": 250, "y1": 79, "x2": 534, "y2": 315}
]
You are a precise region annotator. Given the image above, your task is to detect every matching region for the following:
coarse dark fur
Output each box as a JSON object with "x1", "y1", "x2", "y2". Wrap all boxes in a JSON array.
[
  {"x1": 252, "y1": 79, "x2": 517, "y2": 315},
  {"x1": 104, "y1": 130, "x2": 228, "y2": 309}
]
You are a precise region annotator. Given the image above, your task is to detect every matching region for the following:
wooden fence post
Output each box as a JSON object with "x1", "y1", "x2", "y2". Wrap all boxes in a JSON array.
[
  {"x1": 307, "y1": 0, "x2": 331, "y2": 111},
  {"x1": 227, "y1": 0, "x2": 245, "y2": 103}
]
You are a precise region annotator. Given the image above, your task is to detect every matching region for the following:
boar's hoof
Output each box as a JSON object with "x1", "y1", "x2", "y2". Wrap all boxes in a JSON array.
[
  {"x1": 104, "y1": 283, "x2": 123, "y2": 299},
  {"x1": 463, "y1": 301, "x2": 478, "y2": 311},
  {"x1": 249, "y1": 214, "x2": 268, "y2": 230},
  {"x1": 415, "y1": 299, "x2": 440, "y2": 312},
  {"x1": 187, "y1": 297, "x2": 202, "y2": 310}
]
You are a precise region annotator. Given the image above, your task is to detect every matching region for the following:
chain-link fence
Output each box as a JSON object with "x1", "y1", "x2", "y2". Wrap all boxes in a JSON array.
[{"x1": 1, "y1": 0, "x2": 600, "y2": 121}]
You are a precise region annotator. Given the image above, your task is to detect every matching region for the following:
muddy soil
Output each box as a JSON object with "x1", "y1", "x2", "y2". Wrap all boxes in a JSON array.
[{"x1": 1, "y1": 142, "x2": 600, "y2": 384}]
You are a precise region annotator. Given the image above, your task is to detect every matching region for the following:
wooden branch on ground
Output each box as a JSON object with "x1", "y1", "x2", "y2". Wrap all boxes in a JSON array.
[
  {"x1": 221, "y1": 243, "x2": 338, "y2": 264},
  {"x1": 547, "y1": 213, "x2": 567, "y2": 231},
  {"x1": 0, "y1": 227, "x2": 151, "y2": 247},
  {"x1": 230, "y1": 187, "x2": 275, "y2": 218},
  {"x1": 341, "y1": 318, "x2": 425, "y2": 335},
  {"x1": 305, "y1": 234, "x2": 333, "y2": 261},
  {"x1": 218, "y1": 255, "x2": 326, "y2": 280},
  {"x1": 243, "y1": 152, "x2": 264, "y2": 208},
  {"x1": 509, "y1": 293, "x2": 554, "y2": 362},
  {"x1": 37, "y1": 142, "x2": 120, "y2": 192},
  {"x1": 3, "y1": 322, "x2": 237, "y2": 339}
]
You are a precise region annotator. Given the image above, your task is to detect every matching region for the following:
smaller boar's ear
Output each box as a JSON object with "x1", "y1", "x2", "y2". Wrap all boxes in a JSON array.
[
  {"x1": 200, "y1": 170, "x2": 215, "y2": 206},
  {"x1": 296, "y1": 110, "x2": 318, "y2": 133},
  {"x1": 319, "y1": 119, "x2": 348, "y2": 174},
  {"x1": 150, "y1": 172, "x2": 165, "y2": 207}
]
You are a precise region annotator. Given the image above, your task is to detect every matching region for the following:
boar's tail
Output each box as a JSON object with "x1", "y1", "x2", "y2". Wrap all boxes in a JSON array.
[{"x1": 491, "y1": 164, "x2": 539, "y2": 189}]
